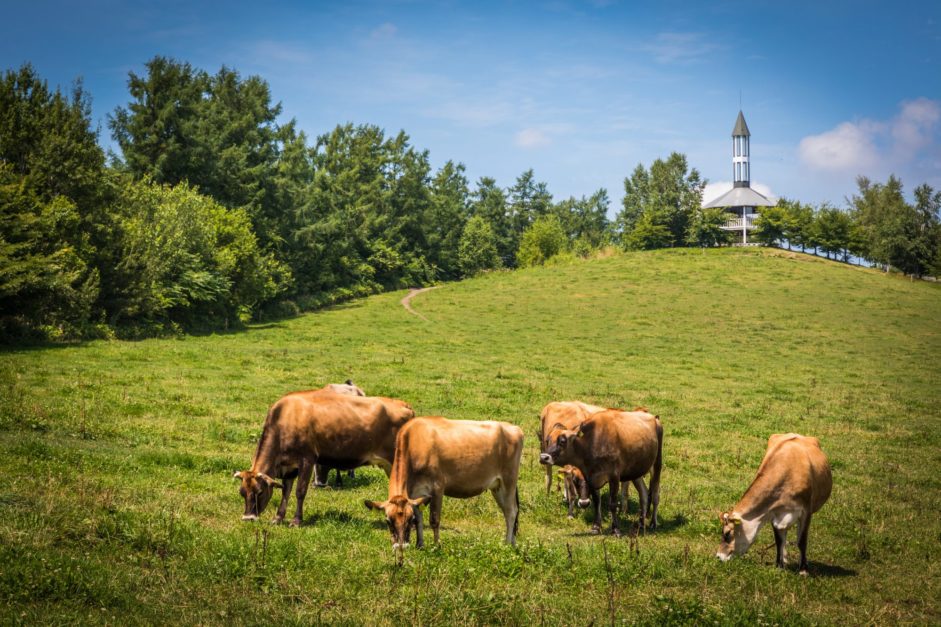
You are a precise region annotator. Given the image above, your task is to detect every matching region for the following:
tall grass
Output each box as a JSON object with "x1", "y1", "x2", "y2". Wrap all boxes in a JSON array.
[{"x1": 2, "y1": 247, "x2": 939, "y2": 624}]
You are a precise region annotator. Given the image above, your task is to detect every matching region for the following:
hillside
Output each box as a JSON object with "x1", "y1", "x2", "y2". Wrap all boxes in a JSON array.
[{"x1": 2, "y1": 247, "x2": 939, "y2": 624}]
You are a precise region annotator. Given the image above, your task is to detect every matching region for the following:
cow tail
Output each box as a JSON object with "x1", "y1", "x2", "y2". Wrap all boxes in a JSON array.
[
  {"x1": 514, "y1": 485, "x2": 520, "y2": 537},
  {"x1": 649, "y1": 418, "x2": 664, "y2": 513}
]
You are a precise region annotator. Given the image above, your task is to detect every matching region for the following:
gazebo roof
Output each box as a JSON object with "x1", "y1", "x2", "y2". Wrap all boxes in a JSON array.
[{"x1": 702, "y1": 185, "x2": 774, "y2": 208}]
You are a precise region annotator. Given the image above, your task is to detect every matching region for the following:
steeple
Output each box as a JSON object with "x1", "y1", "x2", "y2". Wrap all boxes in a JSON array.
[{"x1": 732, "y1": 110, "x2": 750, "y2": 188}]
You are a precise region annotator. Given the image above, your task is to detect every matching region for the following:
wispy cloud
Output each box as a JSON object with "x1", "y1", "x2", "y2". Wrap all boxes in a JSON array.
[
  {"x1": 369, "y1": 22, "x2": 398, "y2": 42},
  {"x1": 643, "y1": 32, "x2": 721, "y2": 64},
  {"x1": 515, "y1": 128, "x2": 552, "y2": 149},
  {"x1": 798, "y1": 98, "x2": 940, "y2": 173}
]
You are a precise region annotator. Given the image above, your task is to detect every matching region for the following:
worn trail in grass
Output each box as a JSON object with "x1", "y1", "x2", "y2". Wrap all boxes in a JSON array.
[{"x1": 2, "y1": 248, "x2": 940, "y2": 624}]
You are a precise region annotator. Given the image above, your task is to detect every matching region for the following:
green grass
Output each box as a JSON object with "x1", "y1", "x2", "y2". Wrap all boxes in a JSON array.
[{"x1": 2, "y1": 247, "x2": 939, "y2": 625}]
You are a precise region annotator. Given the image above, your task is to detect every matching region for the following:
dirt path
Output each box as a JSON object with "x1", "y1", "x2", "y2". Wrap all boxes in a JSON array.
[{"x1": 400, "y1": 286, "x2": 440, "y2": 320}]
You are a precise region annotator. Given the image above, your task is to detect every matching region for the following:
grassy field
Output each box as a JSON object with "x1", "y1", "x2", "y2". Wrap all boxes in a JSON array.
[{"x1": 2, "y1": 247, "x2": 940, "y2": 625}]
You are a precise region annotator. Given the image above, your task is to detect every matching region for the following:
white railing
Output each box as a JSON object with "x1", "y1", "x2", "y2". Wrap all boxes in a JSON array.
[{"x1": 722, "y1": 214, "x2": 759, "y2": 230}]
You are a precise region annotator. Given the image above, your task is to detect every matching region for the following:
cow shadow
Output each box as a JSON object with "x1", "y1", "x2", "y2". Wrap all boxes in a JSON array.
[
  {"x1": 312, "y1": 469, "x2": 384, "y2": 490},
  {"x1": 805, "y1": 562, "x2": 856, "y2": 578},
  {"x1": 299, "y1": 509, "x2": 375, "y2": 530}
]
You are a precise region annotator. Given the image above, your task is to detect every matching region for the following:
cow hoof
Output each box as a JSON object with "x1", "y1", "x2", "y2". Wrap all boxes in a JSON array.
[
  {"x1": 799, "y1": 569, "x2": 809, "y2": 577},
  {"x1": 271, "y1": 517, "x2": 284, "y2": 525},
  {"x1": 590, "y1": 527, "x2": 601, "y2": 535},
  {"x1": 567, "y1": 514, "x2": 574, "y2": 520},
  {"x1": 612, "y1": 529, "x2": 622, "y2": 538},
  {"x1": 289, "y1": 519, "x2": 301, "y2": 528}
]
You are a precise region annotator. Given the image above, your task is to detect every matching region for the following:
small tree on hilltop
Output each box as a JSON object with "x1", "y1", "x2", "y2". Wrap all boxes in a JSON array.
[
  {"x1": 458, "y1": 215, "x2": 501, "y2": 277},
  {"x1": 517, "y1": 214, "x2": 568, "y2": 267},
  {"x1": 754, "y1": 204, "x2": 790, "y2": 248},
  {"x1": 686, "y1": 207, "x2": 732, "y2": 248}
]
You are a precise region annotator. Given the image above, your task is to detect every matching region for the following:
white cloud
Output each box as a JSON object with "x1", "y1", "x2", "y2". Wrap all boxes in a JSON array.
[
  {"x1": 798, "y1": 98, "x2": 941, "y2": 173},
  {"x1": 515, "y1": 128, "x2": 552, "y2": 149}
]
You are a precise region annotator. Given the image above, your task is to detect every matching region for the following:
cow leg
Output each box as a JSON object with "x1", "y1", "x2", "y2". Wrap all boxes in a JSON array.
[
  {"x1": 313, "y1": 464, "x2": 327, "y2": 488},
  {"x1": 773, "y1": 525, "x2": 788, "y2": 568},
  {"x1": 430, "y1": 492, "x2": 444, "y2": 544},
  {"x1": 797, "y1": 514, "x2": 812, "y2": 575},
  {"x1": 492, "y1": 482, "x2": 520, "y2": 545},
  {"x1": 608, "y1": 477, "x2": 622, "y2": 537},
  {"x1": 333, "y1": 468, "x2": 343, "y2": 488},
  {"x1": 273, "y1": 475, "x2": 295, "y2": 524},
  {"x1": 545, "y1": 464, "x2": 553, "y2": 496},
  {"x1": 566, "y1": 477, "x2": 576, "y2": 519},
  {"x1": 590, "y1": 488, "x2": 602, "y2": 534},
  {"x1": 414, "y1": 505, "x2": 425, "y2": 549},
  {"x1": 633, "y1": 478, "x2": 649, "y2": 532},
  {"x1": 648, "y1": 475, "x2": 660, "y2": 530},
  {"x1": 290, "y1": 459, "x2": 314, "y2": 527}
]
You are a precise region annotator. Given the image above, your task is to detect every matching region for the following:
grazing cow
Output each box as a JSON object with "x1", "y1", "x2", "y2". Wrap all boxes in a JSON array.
[
  {"x1": 540, "y1": 409, "x2": 663, "y2": 536},
  {"x1": 234, "y1": 392, "x2": 414, "y2": 526},
  {"x1": 717, "y1": 433, "x2": 832, "y2": 575},
  {"x1": 557, "y1": 465, "x2": 587, "y2": 519},
  {"x1": 365, "y1": 416, "x2": 523, "y2": 564},
  {"x1": 310, "y1": 380, "x2": 366, "y2": 487},
  {"x1": 539, "y1": 401, "x2": 650, "y2": 520}
]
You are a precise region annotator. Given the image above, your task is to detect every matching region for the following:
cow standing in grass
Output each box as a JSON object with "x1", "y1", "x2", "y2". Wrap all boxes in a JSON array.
[
  {"x1": 541, "y1": 408, "x2": 663, "y2": 536},
  {"x1": 309, "y1": 380, "x2": 365, "y2": 488},
  {"x1": 717, "y1": 433, "x2": 832, "y2": 575},
  {"x1": 235, "y1": 392, "x2": 414, "y2": 526},
  {"x1": 365, "y1": 416, "x2": 524, "y2": 564},
  {"x1": 539, "y1": 401, "x2": 650, "y2": 520}
]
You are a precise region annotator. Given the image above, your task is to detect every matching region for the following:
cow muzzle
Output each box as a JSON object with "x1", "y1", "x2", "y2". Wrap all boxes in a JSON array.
[
  {"x1": 577, "y1": 498, "x2": 591, "y2": 508},
  {"x1": 716, "y1": 551, "x2": 732, "y2": 562},
  {"x1": 539, "y1": 453, "x2": 553, "y2": 465}
]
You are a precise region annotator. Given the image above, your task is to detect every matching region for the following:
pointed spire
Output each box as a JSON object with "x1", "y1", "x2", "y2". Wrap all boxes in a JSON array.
[{"x1": 732, "y1": 110, "x2": 750, "y2": 137}]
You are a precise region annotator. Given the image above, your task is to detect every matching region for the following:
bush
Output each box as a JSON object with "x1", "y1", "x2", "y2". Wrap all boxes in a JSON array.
[
  {"x1": 458, "y1": 216, "x2": 501, "y2": 276},
  {"x1": 517, "y1": 214, "x2": 568, "y2": 267}
]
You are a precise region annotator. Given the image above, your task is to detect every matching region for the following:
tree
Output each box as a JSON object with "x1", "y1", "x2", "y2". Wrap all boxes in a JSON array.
[
  {"x1": 110, "y1": 178, "x2": 285, "y2": 329},
  {"x1": 812, "y1": 204, "x2": 852, "y2": 260},
  {"x1": 686, "y1": 207, "x2": 732, "y2": 248},
  {"x1": 470, "y1": 177, "x2": 513, "y2": 265},
  {"x1": 424, "y1": 161, "x2": 470, "y2": 280},
  {"x1": 507, "y1": 169, "x2": 552, "y2": 261},
  {"x1": 783, "y1": 199, "x2": 816, "y2": 253},
  {"x1": 616, "y1": 152, "x2": 704, "y2": 248},
  {"x1": 551, "y1": 188, "x2": 611, "y2": 252},
  {"x1": 517, "y1": 214, "x2": 568, "y2": 267},
  {"x1": 458, "y1": 216, "x2": 501, "y2": 276},
  {"x1": 753, "y1": 204, "x2": 791, "y2": 247}
]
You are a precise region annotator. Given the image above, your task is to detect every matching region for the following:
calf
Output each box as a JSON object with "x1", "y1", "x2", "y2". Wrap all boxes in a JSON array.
[
  {"x1": 234, "y1": 392, "x2": 414, "y2": 526},
  {"x1": 557, "y1": 465, "x2": 587, "y2": 519},
  {"x1": 716, "y1": 433, "x2": 832, "y2": 575},
  {"x1": 540, "y1": 409, "x2": 663, "y2": 536},
  {"x1": 366, "y1": 417, "x2": 523, "y2": 564}
]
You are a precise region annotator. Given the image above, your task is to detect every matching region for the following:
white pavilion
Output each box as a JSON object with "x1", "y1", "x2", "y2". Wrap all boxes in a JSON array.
[{"x1": 703, "y1": 111, "x2": 774, "y2": 245}]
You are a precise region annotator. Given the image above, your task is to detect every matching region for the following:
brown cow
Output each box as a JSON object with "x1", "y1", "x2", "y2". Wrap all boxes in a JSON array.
[
  {"x1": 717, "y1": 433, "x2": 832, "y2": 575},
  {"x1": 556, "y1": 465, "x2": 587, "y2": 519},
  {"x1": 540, "y1": 409, "x2": 663, "y2": 536},
  {"x1": 234, "y1": 392, "x2": 414, "y2": 526},
  {"x1": 539, "y1": 401, "x2": 650, "y2": 520},
  {"x1": 365, "y1": 417, "x2": 524, "y2": 564},
  {"x1": 310, "y1": 380, "x2": 366, "y2": 487}
]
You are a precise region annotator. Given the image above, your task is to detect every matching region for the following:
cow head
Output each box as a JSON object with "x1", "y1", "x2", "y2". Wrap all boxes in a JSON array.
[
  {"x1": 233, "y1": 470, "x2": 282, "y2": 521},
  {"x1": 365, "y1": 494, "x2": 431, "y2": 564},
  {"x1": 539, "y1": 420, "x2": 593, "y2": 467},
  {"x1": 716, "y1": 511, "x2": 751, "y2": 561},
  {"x1": 557, "y1": 465, "x2": 591, "y2": 508}
]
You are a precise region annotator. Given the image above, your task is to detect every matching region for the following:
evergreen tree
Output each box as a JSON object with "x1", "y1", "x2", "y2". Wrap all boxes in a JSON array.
[{"x1": 458, "y1": 215, "x2": 501, "y2": 276}]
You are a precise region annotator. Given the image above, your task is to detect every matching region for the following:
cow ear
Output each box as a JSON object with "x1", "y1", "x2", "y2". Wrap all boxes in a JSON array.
[
  {"x1": 233, "y1": 471, "x2": 243, "y2": 480},
  {"x1": 364, "y1": 500, "x2": 384, "y2": 511},
  {"x1": 256, "y1": 473, "x2": 282, "y2": 490},
  {"x1": 577, "y1": 420, "x2": 595, "y2": 438},
  {"x1": 731, "y1": 513, "x2": 742, "y2": 526},
  {"x1": 345, "y1": 379, "x2": 353, "y2": 386},
  {"x1": 409, "y1": 495, "x2": 432, "y2": 507}
]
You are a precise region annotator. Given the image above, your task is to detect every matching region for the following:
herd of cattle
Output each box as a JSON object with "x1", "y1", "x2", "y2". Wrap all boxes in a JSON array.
[{"x1": 234, "y1": 383, "x2": 832, "y2": 573}]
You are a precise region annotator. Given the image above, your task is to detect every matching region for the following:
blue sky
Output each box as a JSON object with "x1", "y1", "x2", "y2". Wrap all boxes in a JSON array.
[{"x1": 3, "y1": 0, "x2": 940, "y2": 210}]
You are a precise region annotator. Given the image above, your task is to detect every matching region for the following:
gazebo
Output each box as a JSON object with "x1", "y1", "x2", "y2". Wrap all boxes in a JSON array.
[{"x1": 703, "y1": 111, "x2": 774, "y2": 245}]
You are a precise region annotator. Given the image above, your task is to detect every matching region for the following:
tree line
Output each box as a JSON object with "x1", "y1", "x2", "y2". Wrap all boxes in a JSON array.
[{"x1": 2, "y1": 59, "x2": 938, "y2": 340}]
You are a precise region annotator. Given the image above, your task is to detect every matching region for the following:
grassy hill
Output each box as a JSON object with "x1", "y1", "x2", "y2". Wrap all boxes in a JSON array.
[{"x1": 2, "y1": 247, "x2": 939, "y2": 624}]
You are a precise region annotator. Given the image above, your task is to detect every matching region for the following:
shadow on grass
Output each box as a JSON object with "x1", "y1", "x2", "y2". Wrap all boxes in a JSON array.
[
  {"x1": 807, "y1": 561, "x2": 857, "y2": 578},
  {"x1": 298, "y1": 508, "x2": 377, "y2": 530},
  {"x1": 312, "y1": 470, "x2": 383, "y2": 490}
]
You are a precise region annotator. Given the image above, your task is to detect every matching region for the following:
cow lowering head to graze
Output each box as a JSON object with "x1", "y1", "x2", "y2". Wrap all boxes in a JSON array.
[
  {"x1": 366, "y1": 416, "x2": 524, "y2": 565},
  {"x1": 556, "y1": 465, "x2": 588, "y2": 519},
  {"x1": 540, "y1": 409, "x2": 663, "y2": 536},
  {"x1": 320, "y1": 379, "x2": 366, "y2": 397},
  {"x1": 235, "y1": 392, "x2": 414, "y2": 526},
  {"x1": 716, "y1": 433, "x2": 832, "y2": 575},
  {"x1": 538, "y1": 401, "x2": 650, "y2": 521}
]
